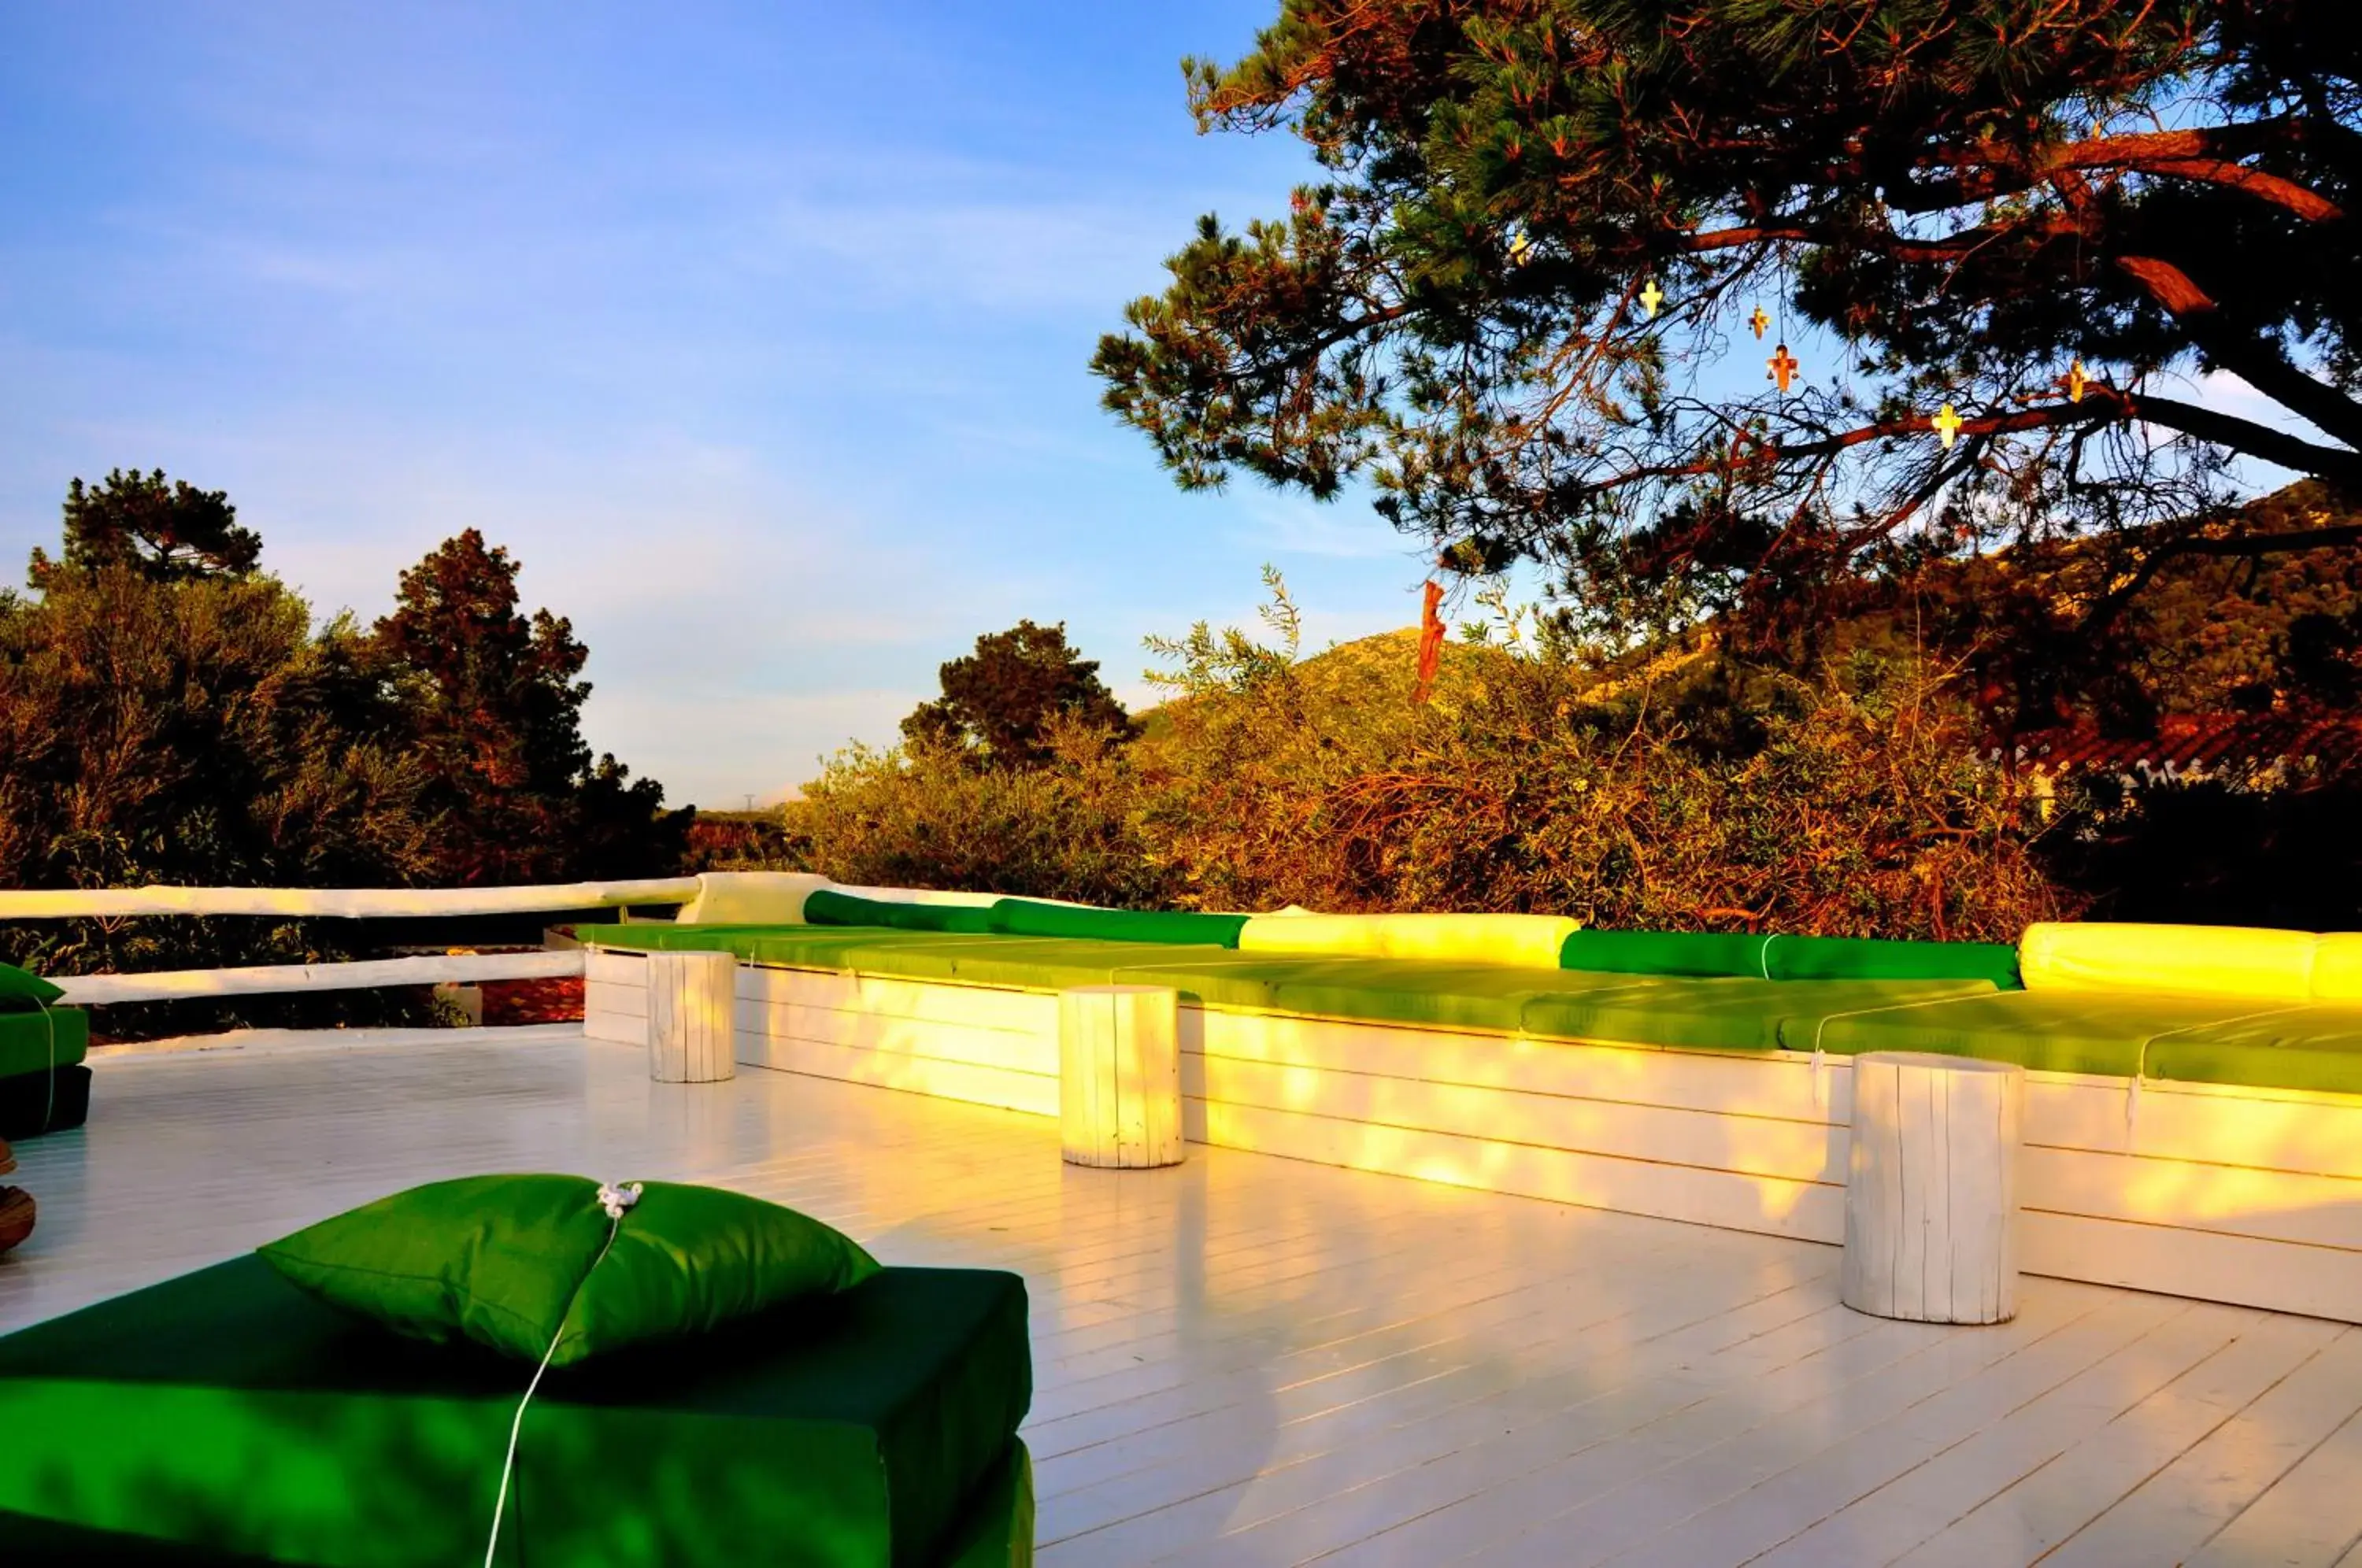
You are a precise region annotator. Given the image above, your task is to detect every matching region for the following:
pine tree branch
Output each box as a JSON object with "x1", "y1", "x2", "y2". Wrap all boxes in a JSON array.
[{"x1": 2113, "y1": 255, "x2": 2362, "y2": 449}]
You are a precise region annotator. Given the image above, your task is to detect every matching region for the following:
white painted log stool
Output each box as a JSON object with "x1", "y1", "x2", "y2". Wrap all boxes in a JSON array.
[
  {"x1": 644, "y1": 949, "x2": 738, "y2": 1084},
  {"x1": 1058, "y1": 985, "x2": 1183, "y2": 1169},
  {"x1": 1842, "y1": 1052, "x2": 2024, "y2": 1324}
]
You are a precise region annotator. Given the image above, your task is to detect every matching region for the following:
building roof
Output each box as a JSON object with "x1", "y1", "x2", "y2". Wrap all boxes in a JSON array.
[{"x1": 1985, "y1": 715, "x2": 2362, "y2": 775}]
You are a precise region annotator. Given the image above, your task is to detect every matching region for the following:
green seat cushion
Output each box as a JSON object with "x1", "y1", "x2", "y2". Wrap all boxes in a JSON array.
[
  {"x1": 987, "y1": 900, "x2": 1249, "y2": 948},
  {"x1": 843, "y1": 938, "x2": 1235, "y2": 993},
  {"x1": 1523, "y1": 978, "x2": 2000, "y2": 1053},
  {"x1": 2156, "y1": 1008, "x2": 2362, "y2": 1096},
  {"x1": 260, "y1": 1176, "x2": 878, "y2": 1368},
  {"x1": 1100, "y1": 950, "x2": 1341, "y2": 1011},
  {"x1": 589, "y1": 925, "x2": 1007, "y2": 970},
  {"x1": 1801, "y1": 991, "x2": 2362, "y2": 1092},
  {"x1": 585, "y1": 923, "x2": 807, "y2": 952},
  {"x1": 1262, "y1": 960, "x2": 1662, "y2": 1034},
  {"x1": 0, "y1": 1003, "x2": 87, "y2": 1077},
  {"x1": 0, "y1": 1254, "x2": 1031, "y2": 1568},
  {"x1": 0, "y1": 1062, "x2": 91, "y2": 1140},
  {"x1": 1796, "y1": 989, "x2": 2255, "y2": 1077},
  {"x1": 0, "y1": 960, "x2": 64, "y2": 1009},
  {"x1": 806, "y1": 891, "x2": 999, "y2": 935},
  {"x1": 1559, "y1": 930, "x2": 2021, "y2": 989}
]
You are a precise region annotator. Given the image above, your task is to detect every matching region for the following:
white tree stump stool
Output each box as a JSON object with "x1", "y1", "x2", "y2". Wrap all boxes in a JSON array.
[
  {"x1": 1843, "y1": 1052, "x2": 2024, "y2": 1324},
  {"x1": 1059, "y1": 986, "x2": 1183, "y2": 1169},
  {"x1": 645, "y1": 950, "x2": 738, "y2": 1084}
]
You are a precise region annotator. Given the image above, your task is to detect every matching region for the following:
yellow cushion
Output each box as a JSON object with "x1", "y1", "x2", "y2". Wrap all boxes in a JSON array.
[
  {"x1": 2019, "y1": 922, "x2": 2319, "y2": 1004},
  {"x1": 673, "y1": 872, "x2": 834, "y2": 926},
  {"x1": 2309, "y1": 934, "x2": 2362, "y2": 1002},
  {"x1": 1237, "y1": 912, "x2": 1581, "y2": 971}
]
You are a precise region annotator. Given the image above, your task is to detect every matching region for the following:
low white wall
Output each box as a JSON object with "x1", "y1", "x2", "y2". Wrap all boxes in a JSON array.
[{"x1": 582, "y1": 948, "x2": 2362, "y2": 1323}]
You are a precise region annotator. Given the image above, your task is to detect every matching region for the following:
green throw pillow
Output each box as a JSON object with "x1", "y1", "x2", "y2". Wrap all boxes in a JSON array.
[
  {"x1": 0, "y1": 961, "x2": 63, "y2": 1011},
  {"x1": 258, "y1": 1174, "x2": 879, "y2": 1367}
]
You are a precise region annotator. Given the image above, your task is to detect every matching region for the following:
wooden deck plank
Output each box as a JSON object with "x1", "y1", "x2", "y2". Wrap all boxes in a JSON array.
[{"x1": 6, "y1": 1031, "x2": 2362, "y2": 1566}]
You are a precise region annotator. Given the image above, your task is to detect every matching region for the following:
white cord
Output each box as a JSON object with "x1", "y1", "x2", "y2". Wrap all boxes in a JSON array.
[
  {"x1": 35, "y1": 995, "x2": 54, "y2": 1132},
  {"x1": 483, "y1": 1181, "x2": 642, "y2": 1567}
]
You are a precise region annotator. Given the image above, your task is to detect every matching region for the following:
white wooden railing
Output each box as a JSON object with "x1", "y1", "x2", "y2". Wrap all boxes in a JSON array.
[
  {"x1": 0, "y1": 878, "x2": 694, "y2": 1023},
  {"x1": 0, "y1": 877, "x2": 698, "y2": 922}
]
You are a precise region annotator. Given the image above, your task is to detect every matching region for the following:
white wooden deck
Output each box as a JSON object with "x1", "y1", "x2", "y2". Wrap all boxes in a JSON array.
[{"x1": 6, "y1": 1031, "x2": 2362, "y2": 1566}]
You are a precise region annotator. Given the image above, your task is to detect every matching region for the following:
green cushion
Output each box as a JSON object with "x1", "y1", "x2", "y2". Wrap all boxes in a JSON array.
[
  {"x1": 584, "y1": 923, "x2": 802, "y2": 952},
  {"x1": 259, "y1": 1176, "x2": 878, "y2": 1369},
  {"x1": 806, "y1": 890, "x2": 999, "y2": 934},
  {"x1": 988, "y1": 900, "x2": 1249, "y2": 948},
  {"x1": 1101, "y1": 950, "x2": 1343, "y2": 1011},
  {"x1": 0, "y1": 1003, "x2": 88, "y2": 1077},
  {"x1": 2157, "y1": 1009, "x2": 2362, "y2": 1095},
  {"x1": 0, "y1": 960, "x2": 64, "y2": 1010},
  {"x1": 1559, "y1": 930, "x2": 2022, "y2": 989},
  {"x1": 1559, "y1": 930, "x2": 1777, "y2": 978},
  {"x1": 1523, "y1": 978, "x2": 2000, "y2": 1053},
  {"x1": 589, "y1": 924, "x2": 1005, "y2": 969},
  {"x1": 0, "y1": 1063, "x2": 91, "y2": 1140},
  {"x1": 1795, "y1": 989, "x2": 2252, "y2": 1076},
  {"x1": 1264, "y1": 960, "x2": 1657, "y2": 1034},
  {"x1": 0, "y1": 1255, "x2": 1031, "y2": 1568},
  {"x1": 846, "y1": 937, "x2": 1235, "y2": 992},
  {"x1": 1800, "y1": 990, "x2": 2362, "y2": 1092},
  {"x1": 1763, "y1": 934, "x2": 2022, "y2": 988}
]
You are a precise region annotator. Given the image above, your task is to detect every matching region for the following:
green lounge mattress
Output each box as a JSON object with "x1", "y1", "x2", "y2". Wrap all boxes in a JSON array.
[
  {"x1": 840, "y1": 937, "x2": 1238, "y2": 993},
  {"x1": 0, "y1": 1002, "x2": 87, "y2": 1078},
  {"x1": 589, "y1": 925, "x2": 1009, "y2": 968},
  {"x1": 1523, "y1": 978, "x2": 2002, "y2": 1053},
  {"x1": 1795, "y1": 989, "x2": 2362, "y2": 1093},
  {"x1": 0, "y1": 1060, "x2": 91, "y2": 1139},
  {"x1": 0, "y1": 1256, "x2": 1033, "y2": 1568},
  {"x1": 1223, "y1": 957, "x2": 1672, "y2": 1034}
]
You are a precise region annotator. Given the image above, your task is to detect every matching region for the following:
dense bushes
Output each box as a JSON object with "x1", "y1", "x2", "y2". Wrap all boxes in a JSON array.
[
  {"x1": 0, "y1": 472, "x2": 689, "y2": 1033},
  {"x1": 783, "y1": 600, "x2": 2076, "y2": 939}
]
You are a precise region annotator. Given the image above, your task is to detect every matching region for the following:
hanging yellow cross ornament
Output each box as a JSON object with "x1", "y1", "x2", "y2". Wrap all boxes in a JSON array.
[
  {"x1": 1638, "y1": 277, "x2": 1664, "y2": 318},
  {"x1": 1933, "y1": 402, "x2": 1964, "y2": 449},
  {"x1": 1749, "y1": 305, "x2": 1770, "y2": 340},
  {"x1": 1768, "y1": 342, "x2": 1800, "y2": 394},
  {"x1": 2067, "y1": 359, "x2": 2089, "y2": 403}
]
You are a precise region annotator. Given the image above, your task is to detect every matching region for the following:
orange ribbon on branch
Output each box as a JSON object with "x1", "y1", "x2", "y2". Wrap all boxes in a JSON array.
[{"x1": 1413, "y1": 580, "x2": 1446, "y2": 704}]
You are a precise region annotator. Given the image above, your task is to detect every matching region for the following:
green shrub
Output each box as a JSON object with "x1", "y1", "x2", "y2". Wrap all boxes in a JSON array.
[{"x1": 779, "y1": 582, "x2": 2073, "y2": 939}]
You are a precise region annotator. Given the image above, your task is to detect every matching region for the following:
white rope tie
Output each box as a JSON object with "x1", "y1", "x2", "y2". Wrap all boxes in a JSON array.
[
  {"x1": 483, "y1": 1180, "x2": 642, "y2": 1568},
  {"x1": 2121, "y1": 1006, "x2": 2308, "y2": 1140},
  {"x1": 1801, "y1": 986, "x2": 1994, "y2": 1109}
]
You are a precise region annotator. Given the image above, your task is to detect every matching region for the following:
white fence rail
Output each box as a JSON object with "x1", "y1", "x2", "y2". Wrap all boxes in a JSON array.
[
  {"x1": 54, "y1": 949, "x2": 585, "y2": 1007},
  {"x1": 0, "y1": 878, "x2": 699, "y2": 921}
]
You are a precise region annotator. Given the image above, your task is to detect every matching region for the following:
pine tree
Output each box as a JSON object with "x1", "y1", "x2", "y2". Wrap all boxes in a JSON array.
[
  {"x1": 1095, "y1": 0, "x2": 2362, "y2": 648},
  {"x1": 901, "y1": 620, "x2": 1137, "y2": 769},
  {"x1": 376, "y1": 529, "x2": 684, "y2": 882}
]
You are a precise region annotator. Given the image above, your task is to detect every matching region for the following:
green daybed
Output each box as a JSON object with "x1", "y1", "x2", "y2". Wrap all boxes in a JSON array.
[
  {"x1": 590, "y1": 907, "x2": 2362, "y2": 1096},
  {"x1": 0, "y1": 1003, "x2": 90, "y2": 1139},
  {"x1": 0, "y1": 1256, "x2": 1035, "y2": 1567}
]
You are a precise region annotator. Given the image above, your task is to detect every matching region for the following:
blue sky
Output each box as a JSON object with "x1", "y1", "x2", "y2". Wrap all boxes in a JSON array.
[{"x1": 0, "y1": 2, "x2": 1450, "y2": 807}]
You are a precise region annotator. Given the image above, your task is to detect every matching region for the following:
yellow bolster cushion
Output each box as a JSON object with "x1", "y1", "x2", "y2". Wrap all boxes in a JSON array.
[
  {"x1": 1237, "y1": 912, "x2": 1582, "y2": 971},
  {"x1": 2019, "y1": 922, "x2": 2320, "y2": 1004},
  {"x1": 672, "y1": 871, "x2": 835, "y2": 926},
  {"x1": 2308, "y1": 934, "x2": 2362, "y2": 1002}
]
